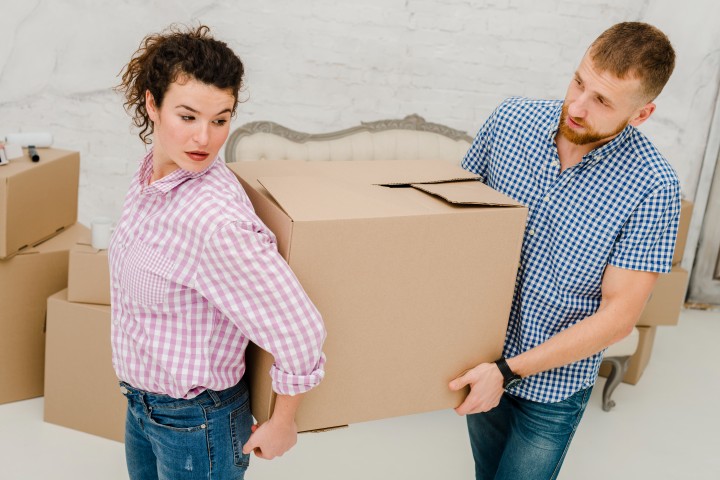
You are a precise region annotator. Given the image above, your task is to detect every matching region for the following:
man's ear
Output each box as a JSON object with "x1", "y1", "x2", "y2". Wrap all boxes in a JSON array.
[
  {"x1": 146, "y1": 90, "x2": 158, "y2": 122},
  {"x1": 629, "y1": 102, "x2": 656, "y2": 127}
]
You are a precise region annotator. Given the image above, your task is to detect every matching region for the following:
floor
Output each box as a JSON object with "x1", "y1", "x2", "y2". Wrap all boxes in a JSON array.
[{"x1": 2, "y1": 308, "x2": 719, "y2": 480}]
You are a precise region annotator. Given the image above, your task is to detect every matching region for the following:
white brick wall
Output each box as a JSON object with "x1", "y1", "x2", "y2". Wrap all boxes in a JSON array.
[{"x1": 1, "y1": 0, "x2": 718, "y2": 226}]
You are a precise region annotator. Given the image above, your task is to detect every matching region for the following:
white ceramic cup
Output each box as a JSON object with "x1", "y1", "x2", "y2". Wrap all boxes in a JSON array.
[{"x1": 91, "y1": 217, "x2": 113, "y2": 250}]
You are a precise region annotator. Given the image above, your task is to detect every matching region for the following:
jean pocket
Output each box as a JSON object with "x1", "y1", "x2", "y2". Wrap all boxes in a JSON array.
[
  {"x1": 230, "y1": 400, "x2": 253, "y2": 467},
  {"x1": 147, "y1": 404, "x2": 208, "y2": 433}
]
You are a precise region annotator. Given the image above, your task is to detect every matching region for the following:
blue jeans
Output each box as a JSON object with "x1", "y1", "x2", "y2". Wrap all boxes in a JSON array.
[
  {"x1": 466, "y1": 386, "x2": 593, "y2": 480},
  {"x1": 120, "y1": 379, "x2": 253, "y2": 480}
]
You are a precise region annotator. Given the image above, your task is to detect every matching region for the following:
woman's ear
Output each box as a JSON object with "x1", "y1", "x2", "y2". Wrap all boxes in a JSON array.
[{"x1": 146, "y1": 90, "x2": 158, "y2": 123}]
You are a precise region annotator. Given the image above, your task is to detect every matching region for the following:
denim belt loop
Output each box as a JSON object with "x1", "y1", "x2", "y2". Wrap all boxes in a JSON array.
[
  {"x1": 138, "y1": 391, "x2": 152, "y2": 415},
  {"x1": 120, "y1": 383, "x2": 151, "y2": 414},
  {"x1": 207, "y1": 389, "x2": 222, "y2": 407}
]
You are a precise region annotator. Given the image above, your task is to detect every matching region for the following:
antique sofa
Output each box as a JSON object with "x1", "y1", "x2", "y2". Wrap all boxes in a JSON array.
[{"x1": 224, "y1": 114, "x2": 638, "y2": 411}]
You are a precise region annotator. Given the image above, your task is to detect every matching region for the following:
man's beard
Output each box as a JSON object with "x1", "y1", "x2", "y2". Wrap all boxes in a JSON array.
[{"x1": 558, "y1": 104, "x2": 628, "y2": 145}]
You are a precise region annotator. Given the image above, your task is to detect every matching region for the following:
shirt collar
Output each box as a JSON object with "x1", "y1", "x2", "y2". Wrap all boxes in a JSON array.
[
  {"x1": 139, "y1": 149, "x2": 219, "y2": 195},
  {"x1": 544, "y1": 102, "x2": 636, "y2": 166}
]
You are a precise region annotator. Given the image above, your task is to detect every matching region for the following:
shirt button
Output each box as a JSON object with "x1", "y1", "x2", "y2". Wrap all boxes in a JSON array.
[
  {"x1": 543, "y1": 196, "x2": 550, "y2": 202},
  {"x1": 120, "y1": 386, "x2": 128, "y2": 395},
  {"x1": 529, "y1": 229, "x2": 536, "y2": 236}
]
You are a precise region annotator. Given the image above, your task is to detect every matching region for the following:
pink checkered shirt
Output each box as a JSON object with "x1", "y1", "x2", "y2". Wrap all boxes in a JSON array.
[{"x1": 109, "y1": 151, "x2": 326, "y2": 399}]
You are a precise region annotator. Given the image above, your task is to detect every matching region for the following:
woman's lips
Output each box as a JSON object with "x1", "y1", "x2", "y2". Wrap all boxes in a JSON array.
[{"x1": 186, "y1": 151, "x2": 209, "y2": 162}]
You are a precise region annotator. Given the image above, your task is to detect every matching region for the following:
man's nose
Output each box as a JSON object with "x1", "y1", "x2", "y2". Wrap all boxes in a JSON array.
[{"x1": 567, "y1": 96, "x2": 588, "y2": 119}]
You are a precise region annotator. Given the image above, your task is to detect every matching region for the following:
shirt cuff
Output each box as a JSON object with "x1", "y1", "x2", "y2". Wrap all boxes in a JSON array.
[
  {"x1": 270, "y1": 354, "x2": 326, "y2": 396},
  {"x1": 608, "y1": 258, "x2": 672, "y2": 274}
]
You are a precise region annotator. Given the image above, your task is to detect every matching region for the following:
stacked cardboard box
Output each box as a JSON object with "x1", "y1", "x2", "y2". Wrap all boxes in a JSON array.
[
  {"x1": 0, "y1": 148, "x2": 79, "y2": 259},
  {"x1": 600, "y1": 199, "x2": 693, "y2": 384},
  {"x1": 42, "y1": 215, "x2": 122, "y2": 442},
  {"x1": 0, "y1": 149, "x2": 81, "y2": 405},
  {"x1": 0, "y1": 224, "x2": 88, "y2": 404},
  {"x1": 67, "y1": 238, "x2": 111, "y2": 305},
  {"x1": 229, "y1": 160, "x2": 528, "y2": 432},
  {"x1": 44, "y1": 289, "x2": 124, "y2": 442}
]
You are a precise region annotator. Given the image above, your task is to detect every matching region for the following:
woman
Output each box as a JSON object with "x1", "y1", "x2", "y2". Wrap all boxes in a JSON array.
[{"x1": 112, "y1": 25, "x2": 326, "y2": 480}]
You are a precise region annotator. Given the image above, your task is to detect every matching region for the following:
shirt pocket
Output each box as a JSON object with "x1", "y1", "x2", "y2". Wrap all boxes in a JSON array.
[
  {"x1": 120, "y1": 241, "x2": 176, "y2": 305},
  {"x1": 565, "y1": 195, "x2": 625, "y2": 246}
]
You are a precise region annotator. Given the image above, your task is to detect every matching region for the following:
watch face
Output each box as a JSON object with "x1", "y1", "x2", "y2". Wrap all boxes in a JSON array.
[{"x1": 505, "y1": 376, "x2": 522, "y2": 390}]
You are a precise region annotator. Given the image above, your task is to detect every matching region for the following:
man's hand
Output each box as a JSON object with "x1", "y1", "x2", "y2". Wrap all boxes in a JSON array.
[
  {"x1": 242, "y1": 416, "x2": 298, "y2": 460},
  {"x1": 449, "y1": 362, "x2": 505, "y2": 415}
]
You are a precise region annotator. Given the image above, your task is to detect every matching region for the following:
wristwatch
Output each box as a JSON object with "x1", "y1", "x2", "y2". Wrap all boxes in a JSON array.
[{"x1": 494, "y1": 357, "x2": 522, "y2": 390}]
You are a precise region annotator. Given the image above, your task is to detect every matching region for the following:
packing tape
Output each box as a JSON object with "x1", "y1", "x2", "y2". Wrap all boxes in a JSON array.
[{"x1": 5, "y1": 132, "x2": 53, "y2": 147}]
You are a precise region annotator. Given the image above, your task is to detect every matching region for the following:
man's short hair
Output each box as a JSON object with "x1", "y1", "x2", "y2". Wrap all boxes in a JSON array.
[{"x1": 589, "y1": 22, "x2": 675, "y2": 102}]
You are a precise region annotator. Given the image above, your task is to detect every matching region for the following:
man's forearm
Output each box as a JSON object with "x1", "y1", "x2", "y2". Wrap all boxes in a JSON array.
[
  {"x1": 506, "y1": 306, "x2": 632, "y2": 378},
  {"x1": 507, "y1": 265, "x2": 658, "y2": 379}
]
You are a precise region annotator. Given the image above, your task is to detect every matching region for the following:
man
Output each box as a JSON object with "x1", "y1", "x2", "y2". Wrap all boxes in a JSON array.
[{"x1": 449, "y1": 22, "x2": 680, "y2": 480}]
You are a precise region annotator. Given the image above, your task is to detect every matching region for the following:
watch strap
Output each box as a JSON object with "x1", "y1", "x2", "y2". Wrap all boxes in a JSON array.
[{"x1": 494, "y1": 357, "x2": 519, "y2": 387}]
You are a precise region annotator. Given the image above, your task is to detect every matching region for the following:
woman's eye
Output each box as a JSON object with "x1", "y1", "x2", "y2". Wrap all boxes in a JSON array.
[
  {"x1": 181, "y1": 115, "x2": 194, "y2": 121},
  {"x1": 214, "y1": 119, "x2": 227, "y2": 126}
]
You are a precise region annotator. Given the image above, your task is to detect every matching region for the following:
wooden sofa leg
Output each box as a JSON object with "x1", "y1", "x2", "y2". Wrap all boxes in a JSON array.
[{"x1": 602, "y1": 356, "x2": 631, "y2": 412}]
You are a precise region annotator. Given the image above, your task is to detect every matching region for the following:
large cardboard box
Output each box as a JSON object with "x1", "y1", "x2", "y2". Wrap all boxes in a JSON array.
[
  {"x1": 672, "y1": 199, "x2": 694, "y2": 266},
  {"x1": 44, "y1": 289, "x2": 125, "y2": 442},
  {"x1": 228, "y1": 160, "x2": 528, "y2": 432},
  {"x1": 0, "y1": 148, "x2": 79, "y2": 259},
  {"x1": 636, "y1": 266, "x2": 689, "y2": 327},
  {"x1": 599, "y1": 325, "x2": 657, "y2": 385},
  {"x1": 68, "y1": 237, "x2": 110, "y2": 305},
  {"x1": 0, "y1": 223, "x2": 89, "y2": 405}
]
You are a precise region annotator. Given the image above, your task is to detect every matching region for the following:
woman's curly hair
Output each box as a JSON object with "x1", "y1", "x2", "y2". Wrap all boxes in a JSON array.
[{"x1": 116, "y1": 24, "x2": 245, "y2": 144}]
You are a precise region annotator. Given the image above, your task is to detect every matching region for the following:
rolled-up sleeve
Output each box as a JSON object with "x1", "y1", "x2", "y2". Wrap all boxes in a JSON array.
[{"x1": 194, "y1": 220, "x2": 326, "y2": 396}]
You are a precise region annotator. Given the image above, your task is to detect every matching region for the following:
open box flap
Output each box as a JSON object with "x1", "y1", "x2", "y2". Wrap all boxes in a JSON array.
[
  {"x1": 257, "y1": 176, "x2": 410, "y2": 221},
  {"x1": 410, "y1": 181, "x2": 524, "y2": 207},
  {"x1": 352, "y1": 159, "x2": 480, "y2": 186}
]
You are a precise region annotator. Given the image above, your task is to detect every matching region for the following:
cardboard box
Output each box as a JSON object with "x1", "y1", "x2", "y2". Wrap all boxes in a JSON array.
[
  {"x1": 672, "y1": 199, "x2": 694, "y2": 265},
  {"x1": 44, "y1": 289, "x2": 125, "y2": 442},
  {"x1": 228, "y1": 160, "x2": 528, "y2": 431},
  {"x1": 636, "y1": 266, "x2": 689, "y2": 327},
  {"x1": 68, "y1": 238, "x2": 110, "y2": 305},
  {"x1": 0, "y1": 148, "x2": 79, "y2": 259},
  {"x1": 599, "y1": 325, "x2": 657, "y2": 385},
  {"x1": 0, "y1": 223, "x2": 89, "y2": 405}
]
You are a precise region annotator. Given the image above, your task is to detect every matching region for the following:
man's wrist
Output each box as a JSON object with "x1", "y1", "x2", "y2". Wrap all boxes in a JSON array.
[{"x1": 494, "y1": 357, "x2": 522, "y2": 390}]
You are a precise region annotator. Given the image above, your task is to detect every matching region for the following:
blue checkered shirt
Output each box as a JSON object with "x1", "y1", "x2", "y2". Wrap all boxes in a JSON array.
[{"x1": 462, "y1": 97, "x2": 681, "y2": 403}]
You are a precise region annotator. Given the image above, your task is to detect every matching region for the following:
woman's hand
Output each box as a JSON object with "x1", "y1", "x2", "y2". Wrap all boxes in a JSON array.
[{"x1": 242, "y1": 416, "x2": 298, "y2": 460}]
